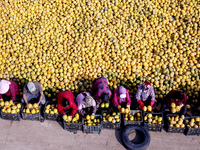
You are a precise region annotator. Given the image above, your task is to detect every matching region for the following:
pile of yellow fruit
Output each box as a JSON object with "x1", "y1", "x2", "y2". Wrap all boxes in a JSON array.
[
  {"x1": 84, "y1": 114, "x2": 101, "y2": 126},
  {"x1": 168, "y1": 115, "x2": 185, "y2": 128},
  {"x1": 102, "y1": 111, "x2": 120, "y2": 123},
  {"x1": 23, "y1": 103, "x2": 40, "y2": 114},
  {"x1": 186, "y1": 117, "x2": 200, "y2": 128},
  {"x1": 0, "y1": 99, "x2": 21, "y2": 114},
  {"x1": 125, "y1": 112, "x2": 142, "y2": 122},
  {"x1": 63, "y1": 113, "x2": 82, "y2": 123},
  {"x1": 0, "y1": 0, "x2": 200, "y2": 102},
  {"x1": 144, "y1": 113, "x2": 163, "y2": 125},
  {"x1": 171, "y1": 103, "x2": 181, "y2": 113},
  {"x1": 100, "y1": 102, "x2": 109, "y2": 108},
  {"x1": 45, "y1": 103, "x2": 59, "y2": 114}
]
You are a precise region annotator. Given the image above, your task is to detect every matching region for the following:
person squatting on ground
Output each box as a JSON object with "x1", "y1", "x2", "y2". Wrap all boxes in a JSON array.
[
  {"x1": 135, "y1": 81, "x2": 156, "y2": 110},
  {"x1": 92, "y1": 77, "x2": 112, "y2": 107},
  {"x1": 113, "y1": 86, "x2": 131, "y2": 110},
  {"x1": 57, "y1": 90, "x2": 77, "y2": 117},
  {"x1": 76, "y1": 92, "x2": 97, "y2": 117},
  {"x1": 0, "y1": 80, "x2": 19, "y2": 101},
  {"x1": 161, "y1": 90, "x2": 187, "y2": 115},
  {"x1": 21, "y1": 81, "x2": 46, "y2": 107}
]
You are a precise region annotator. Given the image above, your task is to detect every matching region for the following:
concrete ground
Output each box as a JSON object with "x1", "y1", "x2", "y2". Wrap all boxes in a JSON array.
[{"x1": 0, "y1": 118, "x2": 199, "y2": 150}]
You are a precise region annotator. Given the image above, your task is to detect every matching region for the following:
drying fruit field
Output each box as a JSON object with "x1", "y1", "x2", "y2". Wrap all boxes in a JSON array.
[{"x1": 0, "y1": 0, "x2": 199, "y2": 103}]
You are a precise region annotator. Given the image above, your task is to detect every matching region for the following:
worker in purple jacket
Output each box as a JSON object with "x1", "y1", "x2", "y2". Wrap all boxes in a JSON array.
[
  {"x1": 76, "y1": 92, "x2": 97, "y2": 117},
  {"x1": 135, "y1": 81, "x2": 156, "y2": 110},
  {"x1": 92, "y1": 77, "x2": 112, "y2": 106}
]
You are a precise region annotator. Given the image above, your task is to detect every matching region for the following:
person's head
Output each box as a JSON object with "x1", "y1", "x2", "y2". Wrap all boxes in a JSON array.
[
  {"x1": 62, "y1": 97, "x2": 69, "y2": 107},
  {"x1": 82, "y1": 95, "x2": 93, "y2": 107},
  {"x1": 143, "y1": 81, "x2": 151, "y2": 91},
  {"x1": 101, "y1": 93, "x2": 109, "y2": 103},
  {"x1": 0, "y1": 80, "x2": 10, "y2": 94},
  {"x1": 27, "y1": 82, "x2": 36, "y2": 93},
  {"x1": 175, "y1": 91, "x2": 184, "y2": 100},
  {"x1": 118, "y1": 86, "x2": 126, "y2": 100}
]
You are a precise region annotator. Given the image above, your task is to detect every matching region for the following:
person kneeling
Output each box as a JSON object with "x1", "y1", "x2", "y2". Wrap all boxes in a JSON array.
[
  {"x1": 57, "y1": 90, "x2": 77, "y2": 117},
  {"x1": 113, "y1": 86, "x2": 131, "y2": 111},
  {"x1": 161, "y1": 90, "x2": 187, "y2": 115},
  {"x1": 21, "y1": 81, "x2": 46, "y2": 108},
  {"x1": 0, "y1": 80, "x2": 19, "y2": 102},
  {"x1": 135, "y1": 81, "x2": 156, "y2": 111},
  {"x1": 76, "y1": 92, "x2": 97, "y2": 117}
]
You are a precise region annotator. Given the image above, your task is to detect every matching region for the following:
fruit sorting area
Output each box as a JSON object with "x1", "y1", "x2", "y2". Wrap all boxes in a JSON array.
[
  {"x1": 0, "y1": 0, "x2": 200, "y2": 104},
  {"x1": 0, "y1": 0, "x2": 200, "y2": 148}
]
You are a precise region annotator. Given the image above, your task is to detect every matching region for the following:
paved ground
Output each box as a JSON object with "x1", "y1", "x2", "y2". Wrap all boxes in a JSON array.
[{"x1": 0, "y1": 118, "x2": 199, "y2": 150}]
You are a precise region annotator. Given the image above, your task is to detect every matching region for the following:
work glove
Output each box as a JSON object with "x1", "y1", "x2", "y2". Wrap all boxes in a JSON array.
[
  {"x1": 180, "y1": 103, "x2": 184, "y2": 108},
  {"x1": 138, "y1": 100, "x2": 144, "y2": 107},
  {"x1": 138, "y1": 105, "x2": 143, "y2": 110},
  {"x1": 150, "y1": 100, "x2": 155, "y2": 107}
]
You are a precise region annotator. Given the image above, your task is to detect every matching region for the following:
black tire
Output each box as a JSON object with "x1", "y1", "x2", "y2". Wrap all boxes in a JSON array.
[{"x1": 122, "y1": 125, "x2": 150, "y2": 150}]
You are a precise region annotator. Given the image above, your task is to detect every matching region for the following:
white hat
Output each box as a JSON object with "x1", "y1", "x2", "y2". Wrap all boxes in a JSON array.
[
  {"x1": 120, "y1": 94, "x2": 126, "y2": 99},
  {"x1": 0, "y1": 80, "x2": 11, "y2": 94},
  {"x1": 27, "y1": 82, "x2": 36, "y2": 93}
]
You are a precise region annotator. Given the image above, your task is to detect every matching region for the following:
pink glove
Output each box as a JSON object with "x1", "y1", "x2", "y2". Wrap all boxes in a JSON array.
[{"x1": 150, "y1": 100, "x2": 155, "y2": 107}]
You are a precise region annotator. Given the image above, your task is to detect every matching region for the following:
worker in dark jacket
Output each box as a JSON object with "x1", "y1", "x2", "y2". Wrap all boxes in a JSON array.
[
  {"x1": 92, "y1": 77, "x2": 112, "y2": 106},
  {"x1": 161, "y1": 90, "x2": 187, "y2": 115}
]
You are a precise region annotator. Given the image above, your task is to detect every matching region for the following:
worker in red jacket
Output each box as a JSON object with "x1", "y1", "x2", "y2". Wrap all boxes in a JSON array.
[
  {"x1": 0, "y1": 80, "x2": 19, "y2": 101},
  {"x1": 161, "y1": 90, "x2": 187, "y2": 115},
  {"x1": 57, "y1": 91, "x2": 77, "y2": 117}
]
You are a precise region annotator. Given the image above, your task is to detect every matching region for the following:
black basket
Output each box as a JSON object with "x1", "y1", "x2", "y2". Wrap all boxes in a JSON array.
[
  {"x1": 101, "y1": 111, "x2": 121, "y2": 130},
  {"x1": 123, "y1": 110, "x2": 143, "y2": 126},
  {"x1": 0, "y1": 102, "x2": 22, "y2": 121},
  {"x1": 185, "y1": 116, "x2": 200, "y2": 136},
  {"x1": 43, "y1": 101, "x2": 61, "y2": 121},
  {"x1": 63, "y1": 119, "x2": 83, "y2": 131},
  {"x1": 21, "y1": 103, "x2": 41, "y2": 121},
  {"x1": 82, "y1": 114, "x2": 102, "y2": 134},
  {"x1": 143, "y1": 112, "x2": 164, "y2": 132},
  {"x1": 166, "y1": 114, "x2": 186, "y2": 133}
]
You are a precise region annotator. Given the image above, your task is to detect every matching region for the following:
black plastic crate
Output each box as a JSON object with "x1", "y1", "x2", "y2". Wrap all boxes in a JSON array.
[
  {"x1": 0, "y1": 102, "x2": 22, "y2": 121},
  {"x1": 43, "y1": 101, "x2": 61, "y2": 121},
  {"x1": 166, "y1": 114, "x2": 186, "y2": 133},
  {"x1": 101, "y1": 111, "x2": 121, "y2": 130},
  {"x1": 185, "y1": 116, "x2": 200, "y2": 136},
  {"x1": 123, "y1": 110, "x2": 143, "y2": 126},
  {"x1": 82, "y1": 114, "x2": 102, "y2": 134},
  {"x1": 21, "y1": 103, "x2": 42, "y2": 121},
  {"x1": 63, "y1": 120, "x2": 83, "y2": 131},
  {"x1": 143, "y1": 112, "x2": 164, "y2": 132}
]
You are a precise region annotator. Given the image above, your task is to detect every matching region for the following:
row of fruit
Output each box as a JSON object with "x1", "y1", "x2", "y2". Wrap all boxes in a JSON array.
[{"x1": 0, "y1": 98, "x2": 199, "y2": 130}]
